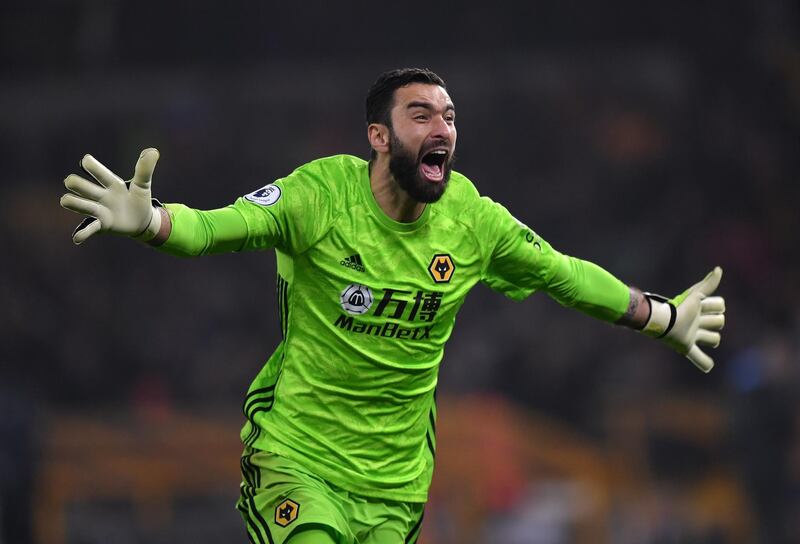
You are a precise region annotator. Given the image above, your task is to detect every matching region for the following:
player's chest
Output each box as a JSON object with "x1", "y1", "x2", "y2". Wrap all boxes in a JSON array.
[{"x1": 300, "y1": 221, "x2": 481, "y2": 322}]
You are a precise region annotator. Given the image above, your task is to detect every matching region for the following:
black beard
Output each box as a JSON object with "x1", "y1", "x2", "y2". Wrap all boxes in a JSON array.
[{"x1": 388, "y1": 131, "x2": 454, "y2": 204}]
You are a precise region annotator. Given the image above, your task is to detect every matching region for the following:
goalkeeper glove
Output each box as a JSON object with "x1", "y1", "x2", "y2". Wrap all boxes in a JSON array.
[
  {"x1": 641, "y1": 267, "x2": 726, "y2": 373},
  {"x1": 60, "y1": 148, "x2": 162, "y2": 245}
]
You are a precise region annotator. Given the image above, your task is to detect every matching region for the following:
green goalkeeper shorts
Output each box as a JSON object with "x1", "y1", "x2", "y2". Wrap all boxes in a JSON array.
[{"x1": 236, "y1": 447, "x2": 425, "y2": 544}]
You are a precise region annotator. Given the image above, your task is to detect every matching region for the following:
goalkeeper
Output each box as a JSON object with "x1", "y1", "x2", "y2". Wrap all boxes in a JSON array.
[{"x1": 60, "y1": 68, "x2": 726, "y2": 544}]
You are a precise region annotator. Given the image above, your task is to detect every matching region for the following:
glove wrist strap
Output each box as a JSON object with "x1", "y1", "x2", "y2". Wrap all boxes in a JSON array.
[
  {"x1": 642, "y1": 293, "x2": 677, "y2": 338},
  {"x1": 133, "y1": 199, "x2": 163, "y2": 242}
]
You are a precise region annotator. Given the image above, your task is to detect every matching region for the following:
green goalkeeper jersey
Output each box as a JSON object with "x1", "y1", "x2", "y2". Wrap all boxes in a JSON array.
[{"x1": 159, "y1": 154, "x2": 630, "y2": 502}]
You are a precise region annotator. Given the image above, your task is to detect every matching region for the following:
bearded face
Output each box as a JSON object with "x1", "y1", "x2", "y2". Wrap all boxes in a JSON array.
[{"x1": 388, "y1": 128, "x2": 455, "y2": 204}]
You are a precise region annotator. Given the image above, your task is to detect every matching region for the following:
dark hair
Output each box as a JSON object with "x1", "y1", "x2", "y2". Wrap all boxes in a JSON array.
[{"x1": 365, "y1": 68, "x2": 447, "y2": 128}]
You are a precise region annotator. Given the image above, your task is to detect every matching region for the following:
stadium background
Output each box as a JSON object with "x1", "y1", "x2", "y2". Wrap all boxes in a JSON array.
[{"x1": 1, "y1": 1, "x2": 798, "y2": 542}]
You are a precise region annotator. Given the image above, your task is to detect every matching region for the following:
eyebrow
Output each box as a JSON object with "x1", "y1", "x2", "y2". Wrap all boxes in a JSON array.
[{"x1": 406, "y1": 101, "x2": 456, "y2": 113}]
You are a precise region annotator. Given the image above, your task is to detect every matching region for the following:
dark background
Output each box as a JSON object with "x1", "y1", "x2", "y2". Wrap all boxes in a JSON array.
[{"x1": 1, "y1": 1, "x2": 798, "y2": 542}]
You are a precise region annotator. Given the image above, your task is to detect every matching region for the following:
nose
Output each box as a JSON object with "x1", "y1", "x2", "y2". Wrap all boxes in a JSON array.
[{"x1": 430, "y1": 115, "x2": 451, "y2": 140}]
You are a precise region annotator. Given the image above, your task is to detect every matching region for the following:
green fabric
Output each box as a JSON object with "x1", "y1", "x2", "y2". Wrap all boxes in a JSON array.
[
  {"x1": 158, "y1": 154, "x2": 630, "y2": 502},
  {"x1": 237, "y1": 448, "x2": 424, "y2": 544},
  {"x1": 546, "y1": 255, "x2": 630, "y2": 321},
  {"x1": 287, "y1": 530, "x2": 338, "y2": 544},
  {"x1": 159, "y1": 204, "x2": 249, "y2": 256}
]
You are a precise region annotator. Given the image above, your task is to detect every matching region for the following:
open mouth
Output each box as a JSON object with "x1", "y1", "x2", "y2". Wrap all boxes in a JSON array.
[{"x1": 419, "y1": 149, "x2": 448, "y2": 182}]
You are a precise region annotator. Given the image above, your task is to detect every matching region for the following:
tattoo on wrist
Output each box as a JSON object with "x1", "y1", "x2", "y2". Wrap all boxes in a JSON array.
[
  {"x1": 626, "y1": 292, "x2": 640, "y2": 319},
  {"x1": 617, "y1": 287, "x2": 648, "y2": 329}
]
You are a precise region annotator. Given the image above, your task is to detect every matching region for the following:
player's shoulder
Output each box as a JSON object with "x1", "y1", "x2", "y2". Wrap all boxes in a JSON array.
[
  {"x1": 434, "y1": 170, "x2": 520, "y2": 248},
  {"x1": 289, "y1": 154, "x2": 367, "y2": 184},
  {"x1": 241, "y1": 154, "x2": 365, "y2": 210},
  {"x1": 252, "y1": 154, "x2": 362, "y2": 207},
  {"x1": 435, "y1": 169, "x2": 495, "y2": 221},
  {"x1": 445, "y1": 169, "x2": 480, "y2": 197}
]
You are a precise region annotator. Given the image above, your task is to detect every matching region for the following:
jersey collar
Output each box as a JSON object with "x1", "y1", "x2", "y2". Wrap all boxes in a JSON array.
[{"x1": 361, "y1": 161, "x2": 431, "y2": 232}]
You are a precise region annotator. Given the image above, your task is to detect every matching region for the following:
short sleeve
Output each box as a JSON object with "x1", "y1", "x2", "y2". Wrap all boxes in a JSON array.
[
  {"x1": 479, "y1": 197, "x2": 630, "y2": 321},
  {"x1": 233, "y1": 160, "x2": 337, "y2": 254},
  {"x1": 479, "y1": 198, "x2": 562, "y2": 301}
]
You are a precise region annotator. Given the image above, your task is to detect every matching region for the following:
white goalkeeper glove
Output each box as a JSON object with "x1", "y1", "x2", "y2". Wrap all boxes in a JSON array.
[
  {"x1": 641, "y1": 267, "x2": 726, "y2": 373},
  {"x1": 60, "y1": 148, "x2": 162, "y2": 245}
]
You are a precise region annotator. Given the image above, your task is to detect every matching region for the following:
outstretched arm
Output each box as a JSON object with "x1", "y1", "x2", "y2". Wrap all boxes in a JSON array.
[
  {"x1": 60, "y1": 148, "x2": 250, "y2": 256},
  {"x1": 547, "y1": 257, "x2": 725, "y2": 373},
  {"x1": 479, "y1": 198, "x2": 727, "y2": 373}
]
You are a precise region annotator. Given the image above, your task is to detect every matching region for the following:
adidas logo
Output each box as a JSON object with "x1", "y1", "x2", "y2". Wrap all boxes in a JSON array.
[{"x1": 340, "y1": 254, "x2": 365, "y2": 273}]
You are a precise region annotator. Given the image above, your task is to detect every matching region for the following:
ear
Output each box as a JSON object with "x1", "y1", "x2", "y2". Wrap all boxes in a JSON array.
[{"x1": 367, "y1": 123, "x2": 390, "y2": 155}]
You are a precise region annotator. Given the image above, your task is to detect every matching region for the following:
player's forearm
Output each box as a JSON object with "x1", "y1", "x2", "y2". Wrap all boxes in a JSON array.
[
  {"x1": 546, "y1": 255, "x2": 652, "y2": 329},
  {"x1": 152, "y1": 203, "x2": 250, "y2": 257},
  {"x1": 545, "y1": 255, "x2": 631, "y2": 322}
]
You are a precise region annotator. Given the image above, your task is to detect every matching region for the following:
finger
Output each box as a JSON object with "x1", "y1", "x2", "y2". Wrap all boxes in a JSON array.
[
  {"x1": 696, "y1": 329, "x2": 721, "y2": 348},
  {"x1": 696, "y1": 266, "x2": 723, "y2": 296},
  {"x1": 81, "y1": 154, "x2": 124, "y2": 188},
  {"x1": 701, "y1": 296, "x2": 725, "y2": 314},
  {"x1": 686, "y1": 345, "x2": 714, "y2": 373},
  {"x1": 64, "y1": 174, "x2": 105, "y2": 200},
  {"x1": 699, "y1": 313, "x2": 725, "y2": 331},
  {"x1": 72, "y1": 218, "x2": 102, "y2": 245},
  {"x1": 131, "y1": 148, "x2": 160, "y2": 190},
  {"x1": 61, "y1": 193, "x2": 101, "y2": 217}
]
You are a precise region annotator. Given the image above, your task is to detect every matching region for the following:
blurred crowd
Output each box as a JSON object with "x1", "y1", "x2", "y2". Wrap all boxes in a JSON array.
[{"x1": 1, "y1": 1, "x2": 798, "y2": 542}]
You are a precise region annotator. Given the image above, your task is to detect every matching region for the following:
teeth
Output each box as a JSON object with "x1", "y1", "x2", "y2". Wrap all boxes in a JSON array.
[{"x1": 430, "y1": 150, "x2": 446, "y2": 155}]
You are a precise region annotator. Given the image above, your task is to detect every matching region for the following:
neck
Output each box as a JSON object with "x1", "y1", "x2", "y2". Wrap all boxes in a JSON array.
[{"x1": 368, "y1": 155, "x2": 426, "y2": 223}]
